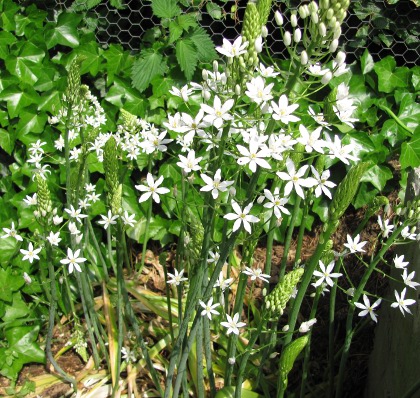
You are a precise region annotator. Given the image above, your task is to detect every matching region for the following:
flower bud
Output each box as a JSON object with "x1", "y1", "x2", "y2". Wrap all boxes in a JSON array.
[
  {"x1": 326, "y1": 8, "x2": 334, "y2": 19},
  {"x1": 320, "y1": 0, "x2": 329, "y2": 9},
  {"x1": 229, "y1": 186, "x2": 236, "y2": 196},
  {"x1": 261, "y1": 25, "x2": 268, "y2": 38},
  {"x1": 201, "y1": 69, "x2": 208, "y2": 81},
  {"x1": 319, "y1": 22, "x2": 327, "y2": 37},
  {"x1": 311, "y1": 12, "x2": 319, "y2": 24},
  {"x1": 257, "y1": 195, "x2": 265, "y2": 204},
  {"x1": 284, "y1": 31, "x2": 292, "y2": 46},
  {"x1": 282, "y1": 325, "x2": 290, "y2": 332},
  {"x1": 321, "y1": 71, "x2": 333, "y2": 84},
  {"x1": 329, "y1": 16, "x2": 337, "y2": 28},
  {"x1": 228, "y1": 357, "x2": 236, "y2": 365},
  {"x1": 255, "y1": 36, "x2": 263, "y2": 53},
  {"x1": 221, "y1": 73, "x2": 227, "y2": 84},
  {"x1": 293, "y1": 28, "x2": 302, "y2": 43},
  {"x1": 335, "y1": 51, "x2": 346, "y2": 66},
  {"x1": 300, "y1": 50, "x2": 308, "y2": 65},
  {"x1": 275, "y1": 10, "x2": 284, "y2": 26},
  {"x1": 202, "y1": 89, "x2": 211, "y2": 101},
  {"x1": 333, "y1": 25, "x2": 341, "y2": 39},
  {"x1": 235, "y1": 84, "x2": 241, "y2": 96},
  {"x1": 291, "y1": 13, "x2": 298, "y2": 27},
  {"x1": 213, "y1": 60, "x2": 218, "y2": 73},
  {"x1": 23, "y1": 272, "x2": 32, "y2": 285},
  {"x1": 310, "y1": 1, "x2": 319, "y2": 13},
  {"x1": 329, "y1": 39, "x2": 339, "y2": 52},
  {"x1": 299, "y1": 5, "x2": 308, "y2": 19}
]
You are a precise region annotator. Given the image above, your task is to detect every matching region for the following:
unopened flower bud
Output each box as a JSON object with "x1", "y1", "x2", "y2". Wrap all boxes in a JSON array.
[
  {"x1": 333, "y1": 25, "x2": 341, "y2": 39},
  {"x1": 319, "y1": 22, "x2": 327, "y2": 37},
  {"x1": 257, "y1": 195, "x2": 265, "y2": 204},
  {"x1": 76, "y1": 233, "x2": 83, "y2": 244},
  {"x1": 228, "y1": 357, "x2": 236, "y2": 365},
  {"x1": 255, "y1": 36, "x2": 263, "y2": 53},
  {"x1": 299, "y1": 5, "x2": 308, "y2": 19},
  {"x1": 293, "y1": 28, "x2": 302, "y2": 43},
  {"x1": 311, "y1": 12, "x2": 319, "y2": 24},
  {"x1": 310, "y1": 1, "x2": 319, "y2": 13},
  {"x1": 275, "y1": 10, "x2": 284, "y2": 26},
  {"x1": 213, "y1": 60, "x2": 218, "y2": 73},
  {"x1": 269, "y1": 352, "x2": 279, "y2": 359},
  {"x1": 411, "y1": 226, "x2": 417, "y2": 234},
  {"x1": 276, "y1": 217, "x2": 283, "y2": 227},
  {"x1": 282, "y1": 325, "x2": 290, "y2": 332},
  {"x1": 202, "y1": 69, "x2": 208, "y2": 81},
  {"x1": 284, "y1": 31, "x2": 292, "y2": 46},
  {"x1": 326, "y1": 8, "x2": 334, "y2": 19},
  {"x1": 329, "y1": 39, "x2": 339, "y2": 52},
  {"x1": 320, "y1": 0, "x2": 329, "y2": 9},
  {"x1": 229, "y1": 186, "x2": 236, "y2": 196},
  {"x1": 291, "y1": 13, "x2": 298, "y2": 27},
  {"x1": 221, "y1": 74, "x2": 227, "y2": 84},
  {"x1": 23, "y1": 272, "x2": 32, "y2": 285},
  {"x1": 336, "y1": 51, "x2": 346, "y2": 66},
  {"x1": 300, "y1": 50, "x2": 308, "y2": 65},
  {"x1": 329, "y1": 16, "x2": 337, "y2": 28},
  {"x1": 261, "y1": 25, "x2": 268, "y2": 38},
  {"x1": 202, "y1": 89, "x2": 211, "y2": 101},
  {"x1": 321, "y1": 71, "x2": 333, "y2": 84},
  {"x1": 409, "y1": 209, "x2": 414, "y2": 219},
  {"x1": 235, "y1": 84, "x2": 241, "y2": 96}
]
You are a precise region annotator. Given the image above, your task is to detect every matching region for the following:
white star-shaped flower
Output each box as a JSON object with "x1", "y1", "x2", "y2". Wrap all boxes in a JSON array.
[
  {"x1": 263, "y1": 188, "x2": 290, "y2": 219},
  {"x1": 199, "y1": 297, "x2": 220, "y2": 320},
  {"x1": 167, "y1": 269, "x2": 188, "y2": 286},
  {"x1": 201, "y1": 96, "x2": 235, "y2": 129},
  {"x1": 271, "y1": 95, "x2": 300, "y2": 124},
  {"x1": 98, "y1": 210, "x2": 119, "y2": 230},
  {"x1": 215, "y1": 36, "x2": 248, "y2": 58},
  {"x1": 223, "y1": 201, "x2": 259, "y2": 234},
  {"x1": 60, "y1": 248, "x2": 87, "y2": 274},
  {"x1": 343, "y1": 234, "x2": 367, "y2": 254},
  {"x1": 313, "y1": 260, "x2": 342, "y2": 287},
  {"x1": 177, "y1": 150, "x2": 203, "y2": 174},
  {"x1": 135, "y1": 173, "x2": 170, "y2": 203},
  {"x1": 276, "y1": 158, "x2": 316, "y2": 199},
  {"x1": 220, "y1": 313, "x2": 246, "y2": 335},
  {"x1": 200, "y1": 169, "x2": 234, "y2": 200},
  {"x1": 310, "y1": 166, "x2": 336, "y2": 199},
  {"x1": 236, "y1": 140, "x2": 271, "y2": 172},
  {"x1": 20, "y1": 242, "x2": 42, "y2": 264},
  {"x1": 391, "y1": 288, "x2": 416, "y2": 316},
  {"x1": 354, "y1": 294, "x2": 382, "y2": 323},
  {"x1": 242, "y1": 266, "x2": 271, "y2": 283},
  {"x1": 2, "y1": 222, "x2": 23, "y2": 241}
]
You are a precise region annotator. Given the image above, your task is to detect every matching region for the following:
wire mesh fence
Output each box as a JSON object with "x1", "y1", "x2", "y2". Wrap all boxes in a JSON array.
[{"x1": 37, "y1": 0, "x2": 419, "y2": 66}]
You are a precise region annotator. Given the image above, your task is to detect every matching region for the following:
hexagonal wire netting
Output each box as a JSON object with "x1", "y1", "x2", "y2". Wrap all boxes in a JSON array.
[{"x1": 46, "y1": 0, "x2": 419, "y2": 66}]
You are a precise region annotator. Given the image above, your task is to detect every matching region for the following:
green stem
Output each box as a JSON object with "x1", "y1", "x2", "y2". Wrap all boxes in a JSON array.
[
  {"x1": 46, "y1": 244, "x2": 77, "y2": 390},
  {"x1": 138, "y1": 196, "x2": 153, "y2": 275},
  {"x1": 378, "y1": 104, "x2": 413, "y2": 135},
  {"x1": 87, "y1": 219, "x2": 109, "y2": 282}
]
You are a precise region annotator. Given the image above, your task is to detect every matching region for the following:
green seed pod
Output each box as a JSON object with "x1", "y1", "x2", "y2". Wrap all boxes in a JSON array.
[
  {"x1": 103, "y1": 136, "x2": 120, "y2": 205},
  {"x1": 36, "y1": 174, "x2": 52, "y2": 219},
  {"x1": 256, "y1": 0, "x2": 273, "y2": 26},
  {"x1": 265, "y1": 268, "x2": 304, "y2": 318},
  {"x1": 185, "y1": 209, "x2": 204, "y2": 264},
  {"x1": 329, "y1": 162, "x2": 372, "y2": 223},
  {"x1": 365, "y1": 196, "x2": 389, "y2": 220},
  {"x1": 279, "y1": 335, "x2": 309, "y2": 390}
]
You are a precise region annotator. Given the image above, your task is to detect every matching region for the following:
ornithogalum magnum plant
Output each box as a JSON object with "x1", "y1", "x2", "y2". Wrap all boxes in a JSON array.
[{"x1": 1, "y1": 0, "x2": 419, "y2": 397}]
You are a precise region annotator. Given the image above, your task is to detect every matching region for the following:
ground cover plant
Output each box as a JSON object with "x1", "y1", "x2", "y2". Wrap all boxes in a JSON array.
[{"x1": 0, "y1": 0, "x2": 419, "y2": 397}]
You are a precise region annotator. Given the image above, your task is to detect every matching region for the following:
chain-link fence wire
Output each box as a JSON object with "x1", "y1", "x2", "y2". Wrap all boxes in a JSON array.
[{"x1": 38, "y1": 0, "x2": 419, "y2": 66}]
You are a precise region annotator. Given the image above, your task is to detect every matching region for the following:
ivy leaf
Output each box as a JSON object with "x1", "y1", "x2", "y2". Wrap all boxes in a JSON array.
[
  {"x1": 110, "y1": 0, "x2": 125, "y2": 9},
  {"x1": 151, "y1": 0, "x2": 181, "y2": 19},
  {"x1": 0, "y1": 128, "x2": 14, "y2": 155},
  {"x1": 3, "y1": 291, "x2": 30, "y2": 322},
  {"x1": 131, "y1": 48, "x2": 167, "y2": 92},
  {"x1": 373, "y1": 56, "x2": 410, "y2": 93},
  {"x1": 0, "y1": 325, "x2": 45, "y2": 381},
  {"x1": 401, "y1": 131, "x2": 420, "y2": 169},
  {"x1": 176, "y1": 38, "x2": 198, "y2": 80},
  {"x1": 104, "y1": 44, "x2": 132, "y2": 84},
  {"x1": 15, "y1": 110, "x2": 48, "y2": 143},
  {"x1": 0, "y1": 268, "x2": 24, "y2": 302},
  {"x1": 0, "y1": 0, "x2": 20, "y2": 31},
  {"x1": 360, "y1": 165, "x2": 393, "y2": 191},
  {"x1": 74, "y1": 42, "x2": 103, "y2": 76},
  {"x1": 0, "y1": 31, "x2": 16, "y2": 59},
  {"x1": 44, "y1": 13, "x2": 83, "y2": 49},
  {"x1": 190, "y1": 27, "x2": 216, "y2": 63},
  {"x1": 360, "y1": 49, "x2": 374, "y2": 75},
  {"x1": 398, "y1": 96, "x2": 420, "y2": 131},
  {"x1": 0, "y1": 87, "x2": 39, "y2": 118}
]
